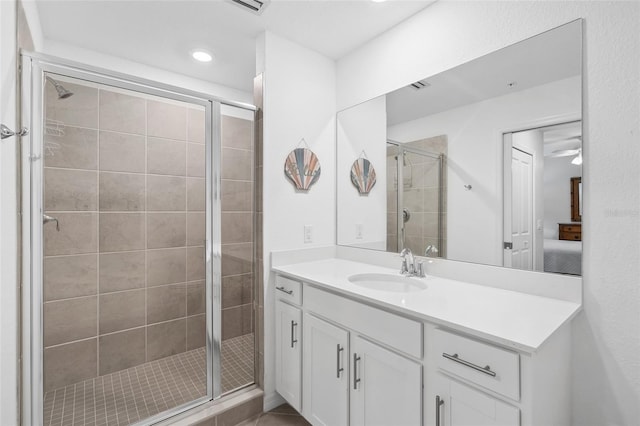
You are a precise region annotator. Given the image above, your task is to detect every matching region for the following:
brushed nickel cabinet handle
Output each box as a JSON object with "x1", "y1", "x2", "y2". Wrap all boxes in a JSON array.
[
  {"x1": 353, "y1": 353, "x2": 361, "y2": 390},
  {"x1": 290, "y1": 321, "x2": 298, "y2": 348},
  {"x1": 442, "y1": 352, "x2": 496, "y2": 377},
  {"x1": 435, "y1": 395, "x2": 444, "y2": 426},
  {"x1": 336, "y1": 344, "x2": 344, "y2": 378},
  {"x1": 276, "y1": 286, "x2": 293, "y2": 295}
]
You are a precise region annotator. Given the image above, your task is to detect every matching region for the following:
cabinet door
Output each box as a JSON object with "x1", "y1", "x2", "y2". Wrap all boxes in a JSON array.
[
  {"x1": 434, "y1": 373, "x2": 519, "y2": 426},
  {"x1": 351, "y1": 336, "x2": 422, "y2": 426},
  {"x1": 303, "y1": 314, "x2": 349, "y2": 426},
  {"x1": 275, "y1": 300, "x2": 302, "y2": 411}
]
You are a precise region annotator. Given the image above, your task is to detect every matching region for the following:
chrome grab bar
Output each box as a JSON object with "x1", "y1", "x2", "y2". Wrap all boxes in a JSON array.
[
  {"x1": 442, "y1": 352, "x2": 496, "y2": 377},
  {"x1": 276, "y1": 286, "x2": 293, "y2": 295}
]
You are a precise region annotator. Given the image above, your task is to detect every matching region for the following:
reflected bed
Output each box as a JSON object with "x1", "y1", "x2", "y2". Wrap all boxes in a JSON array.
[{"x1": 544, "y1": 239, "x2": 582, "y2": 275}]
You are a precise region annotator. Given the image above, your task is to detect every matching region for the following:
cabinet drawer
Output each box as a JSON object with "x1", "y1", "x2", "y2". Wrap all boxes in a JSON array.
[
  {"x1": 559, "y1": 231, "x2": 581, "y2": 241},
  {"x1": 275, "y1": 275, "x2": 302, "y2": 305},
  {"x1": 305, "y1": 285, "x2": 422, "y2": 358},
  {"x1": 559, "y1": 224, "x2": 581, "y2": 233},
  {"x1": 434, "y1": 329, "x2": 519, "y2": 401}
]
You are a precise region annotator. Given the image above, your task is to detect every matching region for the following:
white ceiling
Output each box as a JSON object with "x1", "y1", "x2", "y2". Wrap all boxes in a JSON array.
[
  {"x1": 385, "y1": 20, "x2": 582, "y2": 125},
  {"x1": 36, "y1": 0, "x2": 435, "y2": 92}
]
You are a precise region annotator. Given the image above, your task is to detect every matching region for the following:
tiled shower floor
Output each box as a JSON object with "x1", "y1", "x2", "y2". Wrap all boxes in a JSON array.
[{"x1": 43, "y1": 334, "x2": 254, "y2": 426}]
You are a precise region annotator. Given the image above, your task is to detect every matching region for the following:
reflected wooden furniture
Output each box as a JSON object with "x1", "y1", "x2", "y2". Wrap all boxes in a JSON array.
[{"x1": 559, "y1": 223, "x2": 582, "y2": 241}]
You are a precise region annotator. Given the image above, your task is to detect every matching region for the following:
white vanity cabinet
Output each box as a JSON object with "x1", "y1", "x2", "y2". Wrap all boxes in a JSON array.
[
  {"x1": 274, "y1": 276, "x2": 303, "y2": 411},
  {"x1": 303, "y1": 313, "x2": 422, "y2": 426}
]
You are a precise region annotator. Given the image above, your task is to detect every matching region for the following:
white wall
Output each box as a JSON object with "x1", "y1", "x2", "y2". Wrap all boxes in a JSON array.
[
  {"x1": 0, "y1": 0, "x2": 19, "y2": 423},
  {"x1": 42, "y1": 40, "x2": 252, "y2": 104},
  {"x1": 388, "y1": 77, "x2": 580, "y2": 266},
  {"x1": 258, "y1": 31, "x2": 336, "y2": 409},
  {"x1": 338, "y1": 2, "x2": 640, "y2": 424},
  {"x1": 544, "y1": 156, "x2": 582, "y2": 238},
  {"x1": 336, "y1": 95, "x2": 386, "y2": 248}
]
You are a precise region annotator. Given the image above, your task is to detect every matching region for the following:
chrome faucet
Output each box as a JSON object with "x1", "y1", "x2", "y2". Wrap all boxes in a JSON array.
[
  {"x1": 400, "y1": 248, "x2": 425, "y2": 277},
  {"x1": 425, "y1": 245, "x2": 438, "y2": 257}
]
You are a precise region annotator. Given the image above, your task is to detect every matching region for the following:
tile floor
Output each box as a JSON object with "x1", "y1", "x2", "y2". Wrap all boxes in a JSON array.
[
  {"x1": 43, "y1": 334, "x2": 254, "y2": 426},
  {"x1": 237, "y1": 404, "x2": 310, "y2": 426}
]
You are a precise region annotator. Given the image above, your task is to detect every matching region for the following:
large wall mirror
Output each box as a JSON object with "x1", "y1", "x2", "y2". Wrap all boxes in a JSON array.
[{"x1": 336, "y1": 20, "x2": 583, "y2": 276}]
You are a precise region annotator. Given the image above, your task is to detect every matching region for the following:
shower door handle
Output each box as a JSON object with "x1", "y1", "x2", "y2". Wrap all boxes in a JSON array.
[{"x1": 43, "y1": 215, "x2": 60, "y2": 231}]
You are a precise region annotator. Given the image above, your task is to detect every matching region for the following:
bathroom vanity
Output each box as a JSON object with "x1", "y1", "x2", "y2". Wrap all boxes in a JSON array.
[{"x1": 271, "y1": 249, "x2": 581, "y2": 426}]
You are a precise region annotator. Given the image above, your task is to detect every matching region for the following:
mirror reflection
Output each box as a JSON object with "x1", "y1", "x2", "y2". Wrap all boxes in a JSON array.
[{"x1": 336, "y1": 20, "x2": 582, "y2": 276}]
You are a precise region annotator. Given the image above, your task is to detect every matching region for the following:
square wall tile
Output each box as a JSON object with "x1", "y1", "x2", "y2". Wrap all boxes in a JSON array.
[
  {"x1": 147, "y1": 283, "x2": 186, "y2": 324},
  {"x1": 44, "y1": 338, "x2": 97, "y2": 392},
  {"x1": 44, "y1": 212, "x2": 97, "y2": 256},
  {"x1": 99, "y1": 172, "x2": 145, "y2": 211},
  {"x1": 147, "y1": 176, "x2": 186, "y2": 211},
  {"x1": 187, "y1": 178, "x2": 206, "y2": 211},
  {"x1": 187, "y1": 143, "x2": 206, "y2": 178},
  {"x1": 221, "y1": 212, "x2": 253, "y2": 244},
  {"x1": 221, "y1": 116, "x2": 253, "y2": 151},
  {"x1": 222, "y1": 274, "x2": 252, "y2": 309},
  {"x1": 45, "y1": 81, "x2": 98, "y2": 129},
  {"x1": 99, "y1": 131, "x2": 145, "y2": 173},
  {"x1": 187, "y1": 108, "x2": 205, "y2": 144},
  {"x1": 186, "y1": 247, "x2": 205, "y2": 281},
  {"x1": 99, "y1": 213, "x2": 145, "y2": 252},
  {"x1": 44, "y1": 126, "x2": 98, "y2": 170},
  {"x1": 99, "y1": 328, "x2": 145, "y2": 376},
  {"x1": 44, "y1": 296, "x2": 97, "y2": 346},
  {"x1": 147, "y1": 99, "x2": 187, "y2": 141},
  {"x1": 99, "y1": 90, "x2": 146, "y2": 135},
  {"x1": 187, "y1": 212, "x2": 205, "y2": 247},
  {"x1": 44, "y1": 168, "x2": 97, "y2": 211},
  {"x1": 44, "y1": 254, "x2": 97, "y2": 301},
  {"x1": 187, "y1": 314, "x2": 206, "y2": 350},
  {"x1": 147, "y1": 213, "x2": 186, "y2": 249},
  {"x1": 221, "y1": 148, "x2": 252, "y2": 181},
  {"x1": 222, "y1": 304, "x2": 252, "y2": 340},
  {"x1": 147, "y1": 319, "x2": 186, "y2": 361},
  {"x1": 147, "y1": 248, "x2": 186, "y2": 286},
  {"x1": 147, "y1": 137, "x2": 186, "y2": 176},
  {"x1": 99, "y1": 290, "x2": 145, "y2": 334},
  {"x1": 99, "y1": 251, "x2": 145, "y2": 293},
  {"x1": 187, "y1": 281, "x2": 205, "y2": 316},
  {"x1": 221, "y1": 180, "x2": 253, "y2": 212}
]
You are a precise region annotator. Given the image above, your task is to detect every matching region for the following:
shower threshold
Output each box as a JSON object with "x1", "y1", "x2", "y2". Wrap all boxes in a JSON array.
[{"x1": 43, "y1": 334, "x2": 254, "y2": 426}]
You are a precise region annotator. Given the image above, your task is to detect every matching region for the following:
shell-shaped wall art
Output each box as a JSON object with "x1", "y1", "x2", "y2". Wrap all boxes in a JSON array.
[
  {"x1": 284, "y1": 148, "x2": 321, "y2": 191},
  {"x1": 350, "y1": 158, "x2": 377, "y2": 194}
]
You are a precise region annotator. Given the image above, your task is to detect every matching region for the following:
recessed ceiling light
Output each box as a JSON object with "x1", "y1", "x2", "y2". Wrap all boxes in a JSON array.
[{"x1": 191, "y1": 49, "x2": 213, "y2": 63}]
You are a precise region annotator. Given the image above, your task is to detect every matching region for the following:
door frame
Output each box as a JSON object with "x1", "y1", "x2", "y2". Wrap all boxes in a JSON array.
[
  {"x1": 19, "y1": 51, "x2": 256, "y2": 426},
  {"x1": 498, "y1": 113, "x2": 581, "y2": 267}
]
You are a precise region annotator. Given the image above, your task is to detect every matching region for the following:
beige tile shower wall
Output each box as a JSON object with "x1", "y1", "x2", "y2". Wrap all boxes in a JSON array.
[
  {"x1": 220, "y1": 115, "x2": 254, "y2": 341},
  {"x1": 43, "y1": 80, "x2": 206, "y2": 392},
  {"x1": 386, "y1": 136, "x2": 448, "y2": 257}
]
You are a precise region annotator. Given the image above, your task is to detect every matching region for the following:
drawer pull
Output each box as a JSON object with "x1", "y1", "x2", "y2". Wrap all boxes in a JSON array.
[
  {"x1": 336, "y1": 344, "x2": 344, "y2": 378},
  {"x1": 353, "y1": 353, "x2": 361, "y2": 390},
  {"x1": 276, "y1": 286, "x2": 293, "y2": 295},
  {"x1": 290, "y1": 321, "x2": 298, "y2": 348},
  {"x1": 442, "y1": 352, "x2": 496, "y2": 377},
  {"x1": 435, "y1": 395, "x2": 444, "y2": 426}
]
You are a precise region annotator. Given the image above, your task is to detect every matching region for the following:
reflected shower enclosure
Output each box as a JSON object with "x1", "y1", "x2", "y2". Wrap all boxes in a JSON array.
[{"x1": 22, "y1": 56, "x2": 256, "y2": 426}]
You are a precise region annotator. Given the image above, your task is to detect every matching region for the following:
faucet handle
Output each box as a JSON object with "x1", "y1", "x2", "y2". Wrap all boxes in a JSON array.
[{"x1": 416, "y1": 261, "x2": 425, "y2": 278}]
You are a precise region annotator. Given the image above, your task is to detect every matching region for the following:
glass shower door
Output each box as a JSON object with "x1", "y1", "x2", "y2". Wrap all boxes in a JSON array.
[{"x1": 33, "y1": 68, "x2": 213, "y2": 425}]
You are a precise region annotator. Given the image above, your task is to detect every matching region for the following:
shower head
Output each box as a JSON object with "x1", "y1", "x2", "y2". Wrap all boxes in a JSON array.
[{"x1": 46, "y1": 76, "x2": 74, "y2": 99}]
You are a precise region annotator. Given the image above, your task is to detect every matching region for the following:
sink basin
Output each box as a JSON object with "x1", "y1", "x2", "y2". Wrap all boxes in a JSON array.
[{"x1": 348, "y1": 273, "x2": 427, "y2": 293}]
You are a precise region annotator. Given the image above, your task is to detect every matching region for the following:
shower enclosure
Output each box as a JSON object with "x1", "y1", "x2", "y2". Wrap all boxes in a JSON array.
[
  {"x1": 386, "y1": 140, "x2": 446, "y2": 257},
  {"x1": 21, "y1": 54, "x2": 256, "y2": 425}
]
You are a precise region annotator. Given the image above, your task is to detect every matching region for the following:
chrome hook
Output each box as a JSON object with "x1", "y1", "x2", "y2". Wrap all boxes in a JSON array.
[{"x1": 43, "y1": 215, "x2": 60, "y2": 231}]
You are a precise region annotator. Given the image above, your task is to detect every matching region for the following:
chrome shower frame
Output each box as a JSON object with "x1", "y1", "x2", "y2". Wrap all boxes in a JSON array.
[{"x1": 19, "y1": 51, "x2": 256, "y2": 426}]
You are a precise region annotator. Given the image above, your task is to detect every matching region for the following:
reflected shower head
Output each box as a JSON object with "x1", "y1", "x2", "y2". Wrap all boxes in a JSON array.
[{"x1": 46, "y1": 76, "x2": 74, "y2": 99}]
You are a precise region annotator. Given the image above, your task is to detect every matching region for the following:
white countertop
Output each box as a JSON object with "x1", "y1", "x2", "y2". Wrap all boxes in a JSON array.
[{"x1": 272, "y1": 258, "x2": 581, "y2": 353}]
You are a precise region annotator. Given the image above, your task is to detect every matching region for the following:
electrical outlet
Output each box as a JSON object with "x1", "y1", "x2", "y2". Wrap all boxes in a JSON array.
[
  {"x1": 304, "y1": 225, "x2": 313, "y2": 243},
  {"x1": 356, "y1": 223, "x2": 364, "y2": 239}
]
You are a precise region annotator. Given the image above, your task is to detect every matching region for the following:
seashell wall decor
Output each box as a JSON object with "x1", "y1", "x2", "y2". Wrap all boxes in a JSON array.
[
  {"x1": 350, "y1": 157, "x2": 377, "y2": 194},
  {"x1": 284, "y1": 147, "x2": 321, "y2": 191}
]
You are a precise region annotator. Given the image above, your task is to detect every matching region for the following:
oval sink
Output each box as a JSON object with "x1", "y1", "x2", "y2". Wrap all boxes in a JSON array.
[{"x1": 348, "y1": 273, "x2": 427, "y2": 293}]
